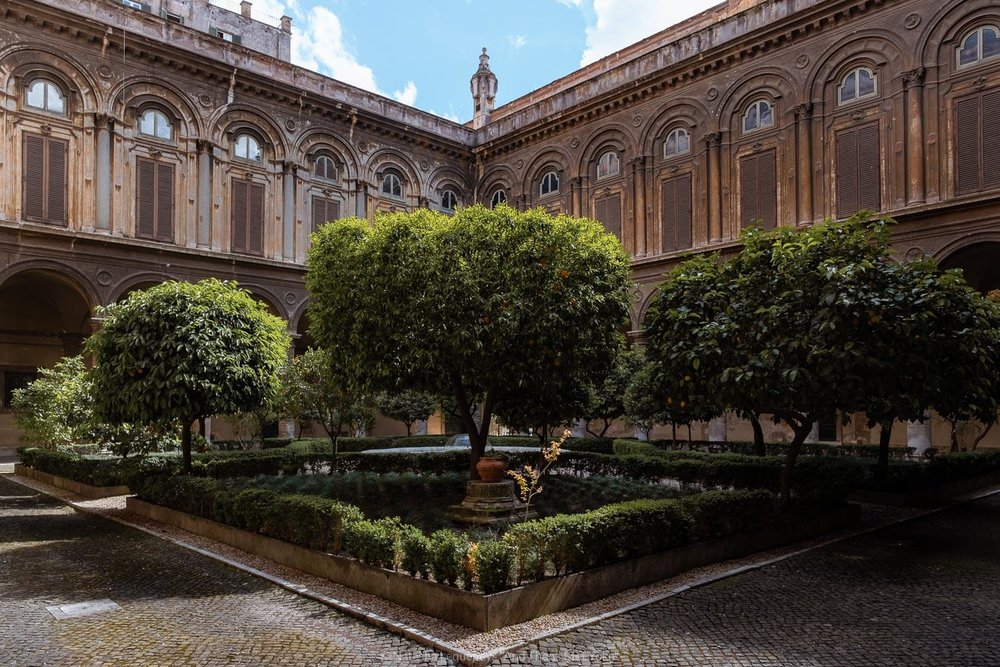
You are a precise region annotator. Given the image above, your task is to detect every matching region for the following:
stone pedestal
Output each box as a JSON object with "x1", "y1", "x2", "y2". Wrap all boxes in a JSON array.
[{"x1": 446, "y1": 480, "x2": 537, "y2": 525}]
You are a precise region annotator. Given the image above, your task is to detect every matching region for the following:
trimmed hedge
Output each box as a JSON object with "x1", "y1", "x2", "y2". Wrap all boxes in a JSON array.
[
  {"x1": 860, "y1": 449, "x2": 1000, "y2": 493},
  {"x1": 646, "y1": 439, "x2": 916, "y2": 460},
  {"x1": 16, "y1": 447, "x2": 177, "y2": 487}
]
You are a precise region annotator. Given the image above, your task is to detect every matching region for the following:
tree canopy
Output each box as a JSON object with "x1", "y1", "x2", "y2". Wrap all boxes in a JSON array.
[
  {"x1": 12, "y1": 355, "x2": 94, "y2": 450},
  {"x1": 377, "y1": 389, "x2": 437, "y2": 437},
  {"x1": 306, "y1": 204, "x2": 633, "y2": 478},
  {"x1": 87, "y1": 279, "x2": 289, "y2": 472}
]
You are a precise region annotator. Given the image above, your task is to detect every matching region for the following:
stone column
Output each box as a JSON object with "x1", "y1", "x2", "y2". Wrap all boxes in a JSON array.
[
  {"x1": 903, "y1": 67, "x2": 926, "y2": 205},
  {"x1": 282, "y1": 161, "x2": 297, "y2": 260},
  {"x1": 204, "y1": 416, "x2": 213, "y2": 444},
  {"x1": 197, "y1": 140, "x2": 212, "y2": 247},
  {"x1": 570, "y1": 418, "x2": 587, "y2": 438},
  {"x1": 355, "y1": 180, "x2": 368, "y2": 219},
  {"x1": 705, "y1": 132, "x2": 723, "y2": 242},
  {"x1": 635, "y1": 428, "x2": 648, "y2": 442},
  {"x1": 414, "y1": 419, "x2": 429, "y2": 436},
  {"x1": 95, "y1": 114, "x2": 112, "y2": 232},
  {"x1": 708, "y1": 415, "x2": 727, "y2": 442},
  {"x1": 907, "y1": 416, "x2": 932, "y2": 455},
  {"x1": 794, "y1": 103, "x2": 813, "y2": 225},
  {"x1": 804, "y1": 421, "x2": 820, "y2": 444},
  {"x1": 632, "y1": 156, "x2": 647, "y2": 256},
  {"x1": 570, "y1": 177, "x2": 582, "y2": 217}
]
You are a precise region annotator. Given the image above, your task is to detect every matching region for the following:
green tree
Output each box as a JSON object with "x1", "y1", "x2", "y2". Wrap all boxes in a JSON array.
[
  {"x1": 623, "y1": 361, "x2": 666, "y2": 440},
  {"x1": 306, "y1": 205, "x2": 632, "y2": 478},
  {"x1": 377, "y1": 389, "x2": 436, "y2": 437},
  {"x1": 87, "y1": 279, "x2": 289, "y2": 473},
  {"x1": 495, "y1": 370, "x2": 590, "y2": 449},
  {"x1": 12, "y1": 355, "x2": 94, "y2": 450},
  {"x1": 583, "y1": 346, "x2": 644, "y2": 437}
]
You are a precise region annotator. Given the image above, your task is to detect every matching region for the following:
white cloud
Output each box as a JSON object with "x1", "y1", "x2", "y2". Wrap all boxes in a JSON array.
[
  {"x1": 578, "y1": 0, "x2": 718, "y2": 65},
  {"x1": 392, "y1": 81, "x2": 418, "y2": 106},
  {"x1": 508, "y1": 34, "x2": 528, "y2": 49},
  {"x1": 292, "y1": 7, "x2": 383, "y2": 93}
]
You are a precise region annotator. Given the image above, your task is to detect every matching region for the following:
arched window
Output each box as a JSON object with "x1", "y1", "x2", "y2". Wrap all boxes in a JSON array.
[
  {"x1": 539, "y1": 170, "x2": 560, "y2": 196},
  {"x1": 381, "y1": 171, "x2": 403, "y2": 198},
  {"x1": 441, "y1": 189, "x2": 459, "y2": 211},
  {"x1": 234, "y1": 133, "x2": 262, "y2": 163},
  {"x1": 742, "y1": 99, "x2": 774, "y2": 133},
  {"x1": 663, "y1": 127, "x2": 690, "y2": 158},
  {"x1": 138, "y1": 109, "x2": 173, "y2": 141},
  {"x1": 958, "y1": 26, "x2": 1000, "y2": 68},
  {"x1": 596, "y1": 150, "x2": 620, "y2": 180},
  {"x1": 490, "y1": 188, "x2": 507, "y2": 208},
  {"x1": 25, "y1": 79, "x2": 66, "y2": 115},
  {"x1": 838, "y1": 67, "x2": 877, "y2": 105},
  {"x1": 313, "y1": 154, "x2": 338, "y2": 181}
]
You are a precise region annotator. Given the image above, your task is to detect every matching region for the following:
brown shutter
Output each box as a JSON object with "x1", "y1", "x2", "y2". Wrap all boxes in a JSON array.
[
  {"x1": 136, "y1": 158, "x2": 156, "y2": 239},
  {"x1": 311, "y1": 196, "x2": 340, "y2": 233},
  {"x1": 155, "y1": 162, "x2": 174, "y2": 241},
  {"x1": 758, "y1": 150, "x2": 777, "y2": 229},
  {"x1": 661, "y1": 174, "x2": 692, "y2": 252},
  {"x1": 594, "y1": 194, "x2": 621, "y2": 238},
  {"x1": 857, "y1": 123, "x2": 880, "y2": 211},
  {"x1": 740, "y1": 154, "x2": 759, "y2": 227},
  {"x1": 836, "y1": 128, "x2": 859, "y2": 218},
  {"x1": 248, "y1": 182, "x2": 264, "y2": 255},
  {"x1": 955, "y1": 95, "x2": 981, "y2": 195},
  {"x1": 983, "y1": 89, "x2": 1000, "y2": 190},
  {"x1": 231, "y1": 179, "x2": 248, "y2": 252},
  {"x1": 46, "y1": 137, "x2": 67, "y2": 225},
  {"x1": 23, "y1": 134, "x2": 46, "y2": 221}
]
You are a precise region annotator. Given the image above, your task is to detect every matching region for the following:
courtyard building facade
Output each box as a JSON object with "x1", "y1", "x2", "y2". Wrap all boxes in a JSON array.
[{"x1": 1, "y1": 0, "x2": 998, "y2": 447}]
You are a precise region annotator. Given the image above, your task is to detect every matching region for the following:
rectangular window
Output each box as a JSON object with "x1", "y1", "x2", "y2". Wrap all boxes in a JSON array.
[
  {"x1": 122, "y1": 0, "x2": 143, "y2": 9},
  {"x1": 955, "y1": 88, "x2": 1000, "y2": 195},
  {"x1": 164, "y1": 11, "x2": 183, "y2": 24},
  {"x1": 817, "y1": 411, "x2": 839, "y2": 442},
  {"x1": 739, "y1": 150, "x2": 777, "y2": 229},
  {"x1": 311, "y1": 196, "x2": 341, "y2": 233},
  {"x1": 136, "y1": 158, "x2": 175, "y2": 242},
  {"x1": 594, "y1": 194, "x2": 622, "y2": 239},
  {"x1": 836, "y1": 123, "x2": 880, "y2": 218},
  {"x1": 23, "y1": 133, "x2": 67, "y2": 226},
  {"x1": 661, "y1": 174, "x2": 692, "y2": 253},
  {"x1": 213, "y1": 28, "x2": 241, "y2": 45},
  {"x1": 231, "y1": 179, "x2": 265, "y2": 255}
]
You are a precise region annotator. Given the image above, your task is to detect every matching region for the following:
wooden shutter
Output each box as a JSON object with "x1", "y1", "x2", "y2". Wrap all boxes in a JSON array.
[
  {"x1": 956, "y1": 89, "x2": 1000, "y2": 195},
  {"x1": 231, "y1": 179, "x2": 248, "y2": 252},
  {"x1": 836, "y1": 123, "x2": 880, "y2": 218},
  {"x1": 23, "y1": 133, "x2": 67, "y2": 225},
  {"x1": 248, "y1": 182, "x2": 264, "y2": 255},
  {"x1": 594, "y1": 194, "x2": 621, "y2": 239},
  {"x1": 740, "y1": 151, "x2": 776, "y2": 229},
  {"x1": 836, "y1": 128, "x2": 859, "y2": 218},
  {"x1": 661, "y1": 174, "x2": 692, "y2": 252},
  {"x1": 983, "y1": 89, "x2": 1000, "y2": 190},
  {"x1": 311, "y1": 196, "x2": 340, "y2": 233},
  {"x1": 23, "y1": 134, "x2": 46, "y2": 221},
  {"x1": 155, "y1": 163, "x2": 174, "y2": 241},
  {"x1": 136, "y1": 158, "x2": 156, "y2": 239}
]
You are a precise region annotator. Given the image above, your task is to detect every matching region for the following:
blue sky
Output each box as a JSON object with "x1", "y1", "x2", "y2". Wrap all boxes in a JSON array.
[{"x1": 220, "y1": 0, "x2": 719, "y2": 122}]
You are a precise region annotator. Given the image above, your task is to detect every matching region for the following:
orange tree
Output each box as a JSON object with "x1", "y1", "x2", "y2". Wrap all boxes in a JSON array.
[{"x1": 306, "y1": 205, "x2": 632, "y2": 479}]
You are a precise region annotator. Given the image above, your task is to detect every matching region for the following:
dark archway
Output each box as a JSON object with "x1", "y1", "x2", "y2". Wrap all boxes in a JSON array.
[{"x1": 938, "y1": 242, "x2": 1000, "y2": 293}]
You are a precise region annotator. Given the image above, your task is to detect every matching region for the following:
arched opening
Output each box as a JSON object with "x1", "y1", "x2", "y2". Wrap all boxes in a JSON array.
[
  {"x1": 293, "y1": 309, "x2": 316, "y2": 356},
  {"x1": 0, "y1": 269, "x2": 94, "y2": 446},
  {"x1": 938, "y1": 242, "x2": 1000, "y2": 293}
]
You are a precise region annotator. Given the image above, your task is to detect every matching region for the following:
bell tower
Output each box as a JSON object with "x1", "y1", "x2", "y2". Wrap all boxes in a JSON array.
[{"x1": 470, "y1": 47, "x2": 498, "y2": 129}]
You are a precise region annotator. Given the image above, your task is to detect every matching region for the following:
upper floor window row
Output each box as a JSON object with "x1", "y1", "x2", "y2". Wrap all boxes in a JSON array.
[
  {"x1": 441, "y1": 189, "x2": 460, "y2": 211},
  {"x1": 958, "y1": 26, "x2": 1000, "y2": 69},
  {"x1": 234, "y1": 133, "x2": 262, "y2": 163},
  {"x1": 596, "y1": 151, "x2": 620, "y2": 180},
  {"x1": 381, "y1": 171, "x2": 403, "y2": 198},
  {"x1": 139, "y1": 109, "x2": 173, "y2": 141},
  {"x1": 313, "y1": 154, "x2": 338, "y2": 182},
  {"x1": 664, "y1": 127, "x2": 690, "y2": 158},
  {"x1": 490, "y1": 188, "x2": 507, "y2": 209},
  {"x1": 26, "y1": 79, "x2": 66, "y2": 115},
  {"x1": 838, "y1": 67, "x2": 877, "y2": 105},
  {"x1": 540, "y1": 170, "x2": 560, "y2": 196},
  {"x1": 743, "y1": 99, "x2": 774, "y2": 133}
]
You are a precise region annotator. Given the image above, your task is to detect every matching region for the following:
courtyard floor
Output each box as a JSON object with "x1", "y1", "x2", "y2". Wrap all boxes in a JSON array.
[{"x1": 0, "y1": 473, "x2": 998, "y2": 666}]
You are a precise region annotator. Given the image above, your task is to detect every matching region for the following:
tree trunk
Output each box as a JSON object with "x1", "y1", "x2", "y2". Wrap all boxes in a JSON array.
[
  {"x1": 972, "y1": 421, "x2": 994, "y2": 451},
  {"x1": 949, "y1": 419, "x2": 960, "y2": 453},
  {"x1": 750, "y1": 414, "x2": 765, "y2": 456},
  {"x1": 779, "y1": 419, "x2": 814, "y2": 507},
  {"x1": 180, "y1": 419, "x2": 193, "y2": 474},
  {"x1": 405, "y1": 421, "x2": 413, "y2": 437},
  {"x1": 876, "y1": 421, "x2": 893, "y2": 481},
  {"x1": 671, "y1": 422, "x2": 677, "y2": 446}
]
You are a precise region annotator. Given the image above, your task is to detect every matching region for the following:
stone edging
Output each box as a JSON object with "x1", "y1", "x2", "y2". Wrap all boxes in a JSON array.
[
  {"x1": 14, "y1": 464, "x2": 130, "y2": 499},
  {"x1": 849, "y1": 469, "x2": 1000, "y2": 506},
  {"x1": 126, "y1": 496, "x2": 859, "y2": 631}
]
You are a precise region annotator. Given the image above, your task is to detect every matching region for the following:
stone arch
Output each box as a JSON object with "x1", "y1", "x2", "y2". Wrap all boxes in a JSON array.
[
  {"x1": 640, "y1": 99, "x2": 710, "y2": 157},
  {"x1": 806, "y1": 31, "x2": 907, "y2": 104},
  {"x1": 935, "y1": 233, "x2": 1000, "y2": 292},
  {"x1": 107, "y1": 76, "x2": 204, "y2": 140},
  {"x1": 917, "y1": 0, "x2": 999, "y2": 72},
  {"x1": 0, "y1": 43, "x2": 101, "y2": 115},
  {"x1": 523, "y1": 148, "x2": 570, "y2": 196},
  {"x1": 238, "y1": 283, "x2": 288, "y2": 322},
  {"x1": 428, "y1": 166, "x2": 470, "y2": 209},
  {"x1": 366, "y1": 149, "x2": 422, "y2": 207},
  {"x1": 716, "y1": 66, "x2": 799, "y2": 135},
  {"x1": 109, "y1": 272, "x2": 177, "y2": 303},
  {"x1": 577, "y1": 124, "x2": 633, "y2": 181},
  {"x1": 635, "y1": 286, "x2": 660, "y2": 332},
  {"x1": 291, "y1": 304, "x2": 316, "y2": 355},
  {"x1": 479, "y1": 164, "x2": 516, "y2": 205},
  {"x1": 212, "y1": 105, "x2": 289, "y2": 162},
  {"x1": 294, "y1": 129, "x2": 360, "y2": 182}
]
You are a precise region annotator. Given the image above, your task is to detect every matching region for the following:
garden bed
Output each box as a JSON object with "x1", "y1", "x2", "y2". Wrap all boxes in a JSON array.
[
  {"x1": 849, "y1": 469, "x2": 1000, "y2": 506},
  {"x1": 126, "y1": 495, "x2": 858, "y2": 630},
  {"x1": 14, "y1": 464, "x2": 130, "y2": 499}
]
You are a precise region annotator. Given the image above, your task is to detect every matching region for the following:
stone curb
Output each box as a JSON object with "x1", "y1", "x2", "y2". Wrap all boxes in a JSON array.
[{"x1": 5, "y1": 472, "x2": 998, "y2": 666}]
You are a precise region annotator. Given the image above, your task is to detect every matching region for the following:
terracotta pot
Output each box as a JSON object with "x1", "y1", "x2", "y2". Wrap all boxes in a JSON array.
[{"x1": 476, "y1": 456, "x2": 507, "y2": 483}]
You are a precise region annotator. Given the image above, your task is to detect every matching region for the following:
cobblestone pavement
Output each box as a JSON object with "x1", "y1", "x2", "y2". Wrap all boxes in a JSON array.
[
  {"x1": 0, "y1": 476, "x2": 455, "y2": 666},
  {"x1": 497, "y1": 493, "x2": 1000, "y2": 666}
]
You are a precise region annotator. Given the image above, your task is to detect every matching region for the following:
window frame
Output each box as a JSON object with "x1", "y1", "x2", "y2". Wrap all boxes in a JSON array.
[
  {"x1": 490, "y1": 188, "x2": 507, "y2": 208},
  {"x1": 380, "y1": 171, "x2": 404, "y2": 199},
  {"x1": 539, "y1": 170, "x2": 560, "y2": 197},
  {"x1": 25, "y1": 79, "x2": 67, "y2": 116},
  {"x1": 441, "y1": 188, "x2": 460, "y2": 211},
  {"x1": 137, "y1": 108, "x2": 174, "y2": 142},
  {"x1": 312, "y1": 154, "x2": 339, "y2": 182},
  {"x1": 595, "y1": 150, "x2": 621, "y2": 180},
  {"x1": 233, "y1": 133, "x2": 263, "y2": 164},
  {"x1": 663, "y1": 127, "x2": 691, "y2": 159},
  {"x1": 837, "y1": 66, "x2": 878, "y2": 106},
  {"x1": 742, "y1": 99, "x2": 775, "y2": 134},
  {"x1": 957, "y1": 25, "x2": 1000, "y2": 69}
]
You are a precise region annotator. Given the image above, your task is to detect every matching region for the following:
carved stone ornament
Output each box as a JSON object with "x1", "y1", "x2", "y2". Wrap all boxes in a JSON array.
[
  {"x1": 904, "y1": 13, "x2": 921, "y2": 30},
  {"x1": 904, "y1": 246, "x2": 925, "y2": 262},
  {"x1": 902, "y1": 68, "x2": 926, "y2": 88},
  {"x1": 198, "y1": 94, "x2": 213, "y2": 108},
  {"x1": 244, "y1": 171, "x2": 253, "y2": 180},
  {"x1": 96, "y1": 65, "x2": 113, "y2": 79},
  {"x1": 285, "y1": 119, "x2": 297, "y2": 132},
  {"x1": 516, "y1": 159, "x2": 524, "y2": 170},
  {"x1": 284, "y1": 292, "x2": 298, "y2": 305},
  {"x1": 358, "y1": 141, "x2": 368, "y2": 153},
  {"x1": 39, "y1": 124, "x2": 52, "y2": 135},
  {"x1": 632, "y1": 114, "x2": 643, "y2": 127},
  {"x1": 420, "y1": 159, "x2": 429, "y2": 171},
  {"x1": 706, "y1": 86, "x2": 719, "y2": 101},
  {"x1": 795, "y1": 54, "x2": 810, "y2": 69},
  {"x1": 149, "y1": 147, "x2": 162, "y2": 158},
  {"x1": 851, "y1": 110, "x2": 866, "y2": 121},
  {"x1": 96, "y1": 270, "x2": 113, "y2": 286},
  {"x1": 570, "y1": 137, "x2": 580, "y2": 148},
  {"x1": 751, "y1": 142, "x2": 763, "y2": 154}
]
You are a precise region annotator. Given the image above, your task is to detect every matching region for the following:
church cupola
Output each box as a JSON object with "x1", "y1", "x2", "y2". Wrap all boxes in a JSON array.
[{"x1": 470, "y1": 47, "x2": 498, "y2": 129}]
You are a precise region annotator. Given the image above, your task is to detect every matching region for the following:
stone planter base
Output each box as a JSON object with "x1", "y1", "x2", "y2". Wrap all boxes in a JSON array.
[
  {"x1": 446, "y1": 480, "x2": 537, "y2": 525},
  {"x1": 14, "y1": 464, "x2": 130, "y2": 499},
  {"x1": 126, "y1": 496, "x2": 858, "y2": 630}
]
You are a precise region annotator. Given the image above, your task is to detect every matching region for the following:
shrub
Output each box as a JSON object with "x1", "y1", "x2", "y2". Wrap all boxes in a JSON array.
[
  {"x1": 344, "y1": 518, "x2": 402, "y2": 570},
  {"x1": 475, "y1": 540, "x2": 515, "y2": 594},
  {"x1": 400, "y1": 526, "x2": 433, "y2": 578},
  {"x1": 429, "y1": 529, "x2": 468, "y2": 587},
  {"x1": 17, "y1": 447, "x2": 178, "y2": 488},
  {"x1": 680, "y1": 490, "x2": 783, "y2": 539},
  {"x1": 860, "y1": 449, "x2": 1000, "y2": 493}
]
